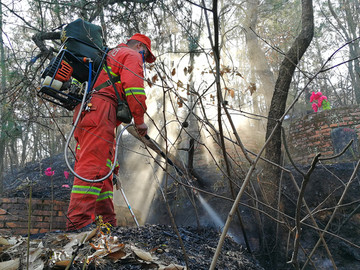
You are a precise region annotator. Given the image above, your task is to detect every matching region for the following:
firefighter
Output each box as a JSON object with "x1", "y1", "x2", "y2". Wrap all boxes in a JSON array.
[{"x1": 66, "y1": 33, "x2": 156, "y2": 231}]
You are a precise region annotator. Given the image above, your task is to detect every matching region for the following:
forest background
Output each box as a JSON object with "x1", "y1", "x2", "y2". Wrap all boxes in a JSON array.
[{"x1": 0, "y1": 0, "x2": 359, "y2": 269}]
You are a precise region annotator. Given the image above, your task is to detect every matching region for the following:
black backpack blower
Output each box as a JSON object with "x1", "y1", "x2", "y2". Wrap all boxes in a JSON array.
[{"x1": 38, "y1": 18, "x2": 108, "y2": 110}]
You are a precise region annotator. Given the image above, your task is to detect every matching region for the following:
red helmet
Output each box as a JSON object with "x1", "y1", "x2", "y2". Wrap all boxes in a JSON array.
[{"x1": 128, "y1": 33, "x2": 156, "y2": 63}]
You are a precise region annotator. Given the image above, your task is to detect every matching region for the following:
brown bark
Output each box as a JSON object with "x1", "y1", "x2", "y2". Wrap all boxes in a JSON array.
[
  {"x1": 31, "y1": 31, "x2": 61, "y2": 60},
  {"x1": 264, "y1": 0, "x2": 314, "y2": 202},
  {"x1": 260, "y1": 0, "x2": 314, "y2": 267}
]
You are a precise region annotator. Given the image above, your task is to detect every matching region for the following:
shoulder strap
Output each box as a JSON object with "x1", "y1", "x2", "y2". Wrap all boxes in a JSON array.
[
  {"x1": 94, "y1": 75, "x2": 120, "y2": 91},
  {"x1": 103, "y1": 61, "x2": 124, "y2": 105}
]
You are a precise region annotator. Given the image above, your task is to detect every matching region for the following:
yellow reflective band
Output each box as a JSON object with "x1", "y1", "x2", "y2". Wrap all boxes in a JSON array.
[
  {"x1": 77, "y1": 145, "x2": 81, "y2": 150},
  {"x1": 71, "y1": 185, "x2": 101, "y2": 196},
  {"x1": 96, "y1": 191, "x2": 113, "y2": 201},
  {"x1": 106, "y1": 159, "x2": 119, "y2": 169},
  {"x1": 103, "y1": 66, "x2": 117, "y2": 77},
  {"x1": 106, "y1": 159, "x2": 112, "y2": 169},
  {"x1": 124, "y1": 88, "x2": 146, "y2": 96}
]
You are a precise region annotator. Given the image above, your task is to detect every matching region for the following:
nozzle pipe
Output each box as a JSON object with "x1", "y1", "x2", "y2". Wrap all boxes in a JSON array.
[{"x1": 144, "y1": 134, "x2": 183, "y2": 176}]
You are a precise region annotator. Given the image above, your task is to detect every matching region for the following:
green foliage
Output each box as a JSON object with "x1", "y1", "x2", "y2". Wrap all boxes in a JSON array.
[{"x1": 322, "y1": 99, "x2": 331, "y2": 110}]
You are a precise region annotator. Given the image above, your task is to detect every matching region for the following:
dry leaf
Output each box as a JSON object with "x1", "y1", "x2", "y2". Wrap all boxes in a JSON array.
[
  {"x1": 177, "y1": 80, "x2": 184, "y2": 88},
  {"x1": 236, "y1": 71, "x2": 243, "y2": 78},
  {"x1": 29, "y1": 259, "x2": 45, "y2": 270},
  {"x1": 85, "y1": 228, "x2": 99, "y2": 242},
  {"x1": 132, "y1": 246, "x2": 153, "y2": 261},
  {"x1": 105, "y1": 248, "x2": 127, "y2": 262},
  {"x1": 188, "y1": 66, "x2": 193, "y2": 74},
  {"x1": 248, "y1": 83, "x2": 256, "y2": 95},
  {"x1": 0, "y1": 236, "x2": 10, "y2": 245},
  {"x1": 177, "y1": 99, "x2": 183, "y2": 108},
  {"x1": 0, "y1": 258, "x2": 20, "y2": 270},
  {"x1": 159, "y1": 264, "x2": 185, "y2": 270},
  {"x1": 152, "y1": 74, "x2": 158, "y2": 83},
  {"x1": 55, "y1": 260, "x2": 70, "y2": 268},
  {"x1": 89, "y1": 249, "x2": 107, "y2": 258},
  {"x1": 183, "y1": 67, "x2": 188, "y2": 75},
  {"x1": 29, "y1": 247, "x2": 43, "y2": 263},
  {"x1": 171, "y1": 68, "x2": 176, "y2": 76},
  {"x1": 230, "y1": 89, "x2": 235, "y2": 98}
]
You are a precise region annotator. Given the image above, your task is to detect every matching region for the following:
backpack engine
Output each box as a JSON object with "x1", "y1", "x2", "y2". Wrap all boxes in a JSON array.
[{"x1": 38, "y1": 18, "x2": 108, "y2": 110}]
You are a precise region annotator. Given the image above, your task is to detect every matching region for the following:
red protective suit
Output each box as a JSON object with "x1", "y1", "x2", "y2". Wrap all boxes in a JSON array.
[{"x1": 66, "y1": 44, "x2": 148, "y2": 231}]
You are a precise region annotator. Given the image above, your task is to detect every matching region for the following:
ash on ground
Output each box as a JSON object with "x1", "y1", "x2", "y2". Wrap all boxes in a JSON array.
[
  {"x1": 1, "y1": 224, "x2": 264, "y2": 270},
  {"x1": 109, "y1": 224, "x2": 263, "y2": 270}
]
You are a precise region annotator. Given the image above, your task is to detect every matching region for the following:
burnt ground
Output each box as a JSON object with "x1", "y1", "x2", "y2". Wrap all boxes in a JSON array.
[
  {"x1": 4, "y1": 152, "x2": 360, "y2": 269},
  {"x1": 1, "y1": 153, "x2": 264, "y2": 270},
  {"x1": 0, "y1": 224, "x2": 264, "y2": 270},
  {"x1": 3, "y1": 153, "x2": 74, "y2": 200}
]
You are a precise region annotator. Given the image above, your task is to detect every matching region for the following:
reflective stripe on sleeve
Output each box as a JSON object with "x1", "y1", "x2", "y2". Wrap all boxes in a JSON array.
[{"x1": 124, "y1": 87, "x2": 146, "y2": 96}]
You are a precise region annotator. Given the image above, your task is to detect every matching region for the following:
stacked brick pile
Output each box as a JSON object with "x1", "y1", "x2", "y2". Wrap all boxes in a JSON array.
[{"x1": 0, "y1": 197, "x2": 68, "y2": 235}]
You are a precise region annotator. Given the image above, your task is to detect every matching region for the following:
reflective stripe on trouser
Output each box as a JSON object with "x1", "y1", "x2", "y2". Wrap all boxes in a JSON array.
[{"x1": 66, "y1": 95, "x2": 118, "y2": 231}]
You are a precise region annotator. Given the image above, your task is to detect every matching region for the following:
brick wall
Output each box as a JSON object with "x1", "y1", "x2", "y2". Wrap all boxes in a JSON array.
[
  {"x1": 287, "y1": 105, "x2": 360, "y2": 165},
  {"x1": 0, "y1": 198, "x2": 69, "y2": 235}
]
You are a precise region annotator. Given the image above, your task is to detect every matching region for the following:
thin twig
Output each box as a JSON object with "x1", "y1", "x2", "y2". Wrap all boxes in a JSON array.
[{"x1": 301, "y1": 159, "x2": 360, "y2": 270}]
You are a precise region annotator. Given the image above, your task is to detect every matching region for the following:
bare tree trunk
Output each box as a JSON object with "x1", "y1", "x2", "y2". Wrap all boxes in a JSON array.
[
  {"x1": 264, "y1": 0, "x2": 314, "y2": 204},
  {"x1": 243, "y1": 0, "x2": 275, "y2": 114},
  {"x1": 328, "y1": 0, "x2": 360, "y2": 104},
  {"x1": 262, "y1": 0, "x2": 314, "y2": 267}
]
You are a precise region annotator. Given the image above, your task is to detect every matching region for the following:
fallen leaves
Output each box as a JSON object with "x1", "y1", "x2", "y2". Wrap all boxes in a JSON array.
[
  {"x1": 0, "y1": 258, "x2": 20, "y2": 270},
  {"x1": 0, "y1": 227, "x2": 186, "y2": 270}
]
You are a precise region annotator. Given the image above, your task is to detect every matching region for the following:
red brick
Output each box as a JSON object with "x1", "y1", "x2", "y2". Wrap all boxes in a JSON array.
[
  {"x1": 43, "y1": 215, "x2": 66, "y2": 222},
  {"x1": 53, "y1": 204, "x2": 68, "y2": 211},
  {"x1": 53, "y1": 216, "x2": 67, "y2": 223},
  {"x1": 32, "y1": 222, "x2": 51, "y2": 229},
  {"x1": 17, "y1": 198, "x2": 27, "y2": 204},
  {"x1": 52, "y1": 224, "x2": 66, "y2": 230},
  {"x1": 8, "y1": 209, "x2": 28, "y2": 216},
  {"x1": 0, "y1": 204, "x2": 13, "y2": 210},
  {"x1": 0, "y1": 198, "x2": 17, "y2": 203},
  {"x1": 11, "y1": 203, "x2": 29, "y2": 210},
  {"x1": 13, "y1": 228, "x2": 39, "y2": 235},
  {"x1": 6, "y1": 221, "x2": 30, "y2": 228},
  {"x1": 32, "y1": 210, "x2": 52, "y2": 216},
  {"x1": 30, "y1": 216, "x2": 43, "y2": 222},
  {"x1": 0, "y1": 215, "x2": 19, "y2": 221}
]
